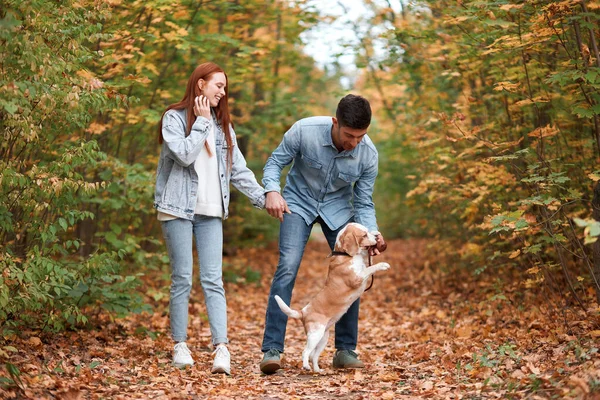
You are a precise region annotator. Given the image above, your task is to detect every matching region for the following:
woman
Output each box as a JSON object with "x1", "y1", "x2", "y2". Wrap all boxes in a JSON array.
[{"x1": 154, "y1": 62, "x2": 265, "y2": 374}]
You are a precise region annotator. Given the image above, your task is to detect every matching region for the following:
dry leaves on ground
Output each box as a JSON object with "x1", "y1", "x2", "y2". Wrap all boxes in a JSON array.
[{"x1": 1, "y1": 238, "x2": 599, "y2": 399}]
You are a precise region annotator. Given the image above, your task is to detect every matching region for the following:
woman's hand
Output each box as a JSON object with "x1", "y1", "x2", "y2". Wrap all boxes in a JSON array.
[{"x1": 194, "y1": 95, "x2": 211, "y2": 119}]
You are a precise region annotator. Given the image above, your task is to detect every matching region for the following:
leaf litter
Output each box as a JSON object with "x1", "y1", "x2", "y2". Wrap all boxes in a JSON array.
[{"x1": 1, "y1": 238, "x2": 599, "y2": 399}]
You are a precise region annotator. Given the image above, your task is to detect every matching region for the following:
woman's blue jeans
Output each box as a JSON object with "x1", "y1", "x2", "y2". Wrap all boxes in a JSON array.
[
  {"x1": 161, "y1": 215, "x2": 228, "y2": 345},
  {"x1": 261, "y1": 213, "x2": 359, "y2": 353}
]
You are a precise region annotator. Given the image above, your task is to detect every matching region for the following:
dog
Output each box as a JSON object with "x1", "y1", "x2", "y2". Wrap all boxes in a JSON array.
[{"x1": 274, "y1": 222, "x2": 390, "y2": 372}]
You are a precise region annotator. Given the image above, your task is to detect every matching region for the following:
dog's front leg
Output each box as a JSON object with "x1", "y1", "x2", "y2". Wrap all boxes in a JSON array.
[{"x1": 359, "y1": 262, "x2": 390, "y2": 280}]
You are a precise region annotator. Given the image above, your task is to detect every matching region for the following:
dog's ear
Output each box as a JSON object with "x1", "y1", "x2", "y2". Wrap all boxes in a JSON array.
[{"x1": 339, "y1": 226, "x2": 360, "y2": 255}]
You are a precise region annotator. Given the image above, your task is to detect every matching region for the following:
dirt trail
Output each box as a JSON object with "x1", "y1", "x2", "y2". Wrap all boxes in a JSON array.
[{"x1": 1, "y1": 238, "x2": 598, "y2": 399}]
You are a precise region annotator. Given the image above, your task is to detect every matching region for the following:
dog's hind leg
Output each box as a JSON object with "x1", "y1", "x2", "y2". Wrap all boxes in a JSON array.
[
  {"x1": 311, "y1": 329, "x2": 329, "y2": 373},
  {"x1": 303, "y1": 325, "x2": 325, "y2": 371}
]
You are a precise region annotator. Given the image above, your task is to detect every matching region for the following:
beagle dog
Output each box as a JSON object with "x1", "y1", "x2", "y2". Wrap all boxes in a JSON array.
[{"x1": 274, "y1": 222, "x2": 390, "y2": 372}]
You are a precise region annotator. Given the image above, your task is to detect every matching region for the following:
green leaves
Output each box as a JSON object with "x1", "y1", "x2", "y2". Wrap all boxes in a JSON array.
[
  {"x1": 573, "y1": 218, "x2": 600, "y2": 244},
  {"x1": 490, "y1": 211, "x2": 529, "y2": 235},
  {"x1": 355, "y1": 0, "x2": 600, "y2": 308},
  {"x1": 1, "y1": 101, "x2": 18, "y2": 115},
  {"x1": 0, "y1": 1, "x2": 151, "y2": 333},
  {"x1": 4, "y1": 363, "x2": 24, "y2": 390}
]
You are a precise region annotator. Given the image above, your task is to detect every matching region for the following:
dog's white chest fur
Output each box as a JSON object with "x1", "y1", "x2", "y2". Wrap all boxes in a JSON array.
[{"x1": 349, "y1": 253, "x2": 367, "y2": 276}]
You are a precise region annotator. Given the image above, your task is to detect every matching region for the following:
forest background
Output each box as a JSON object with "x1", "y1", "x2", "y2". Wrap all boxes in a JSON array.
[{"x1": 1, "y1": 0, "x2": 600, "y2": 397}]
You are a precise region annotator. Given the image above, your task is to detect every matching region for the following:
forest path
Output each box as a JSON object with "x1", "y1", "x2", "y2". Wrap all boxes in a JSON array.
[{"x1": 1, "y1": 238, "x2": 598, "y2": 399}]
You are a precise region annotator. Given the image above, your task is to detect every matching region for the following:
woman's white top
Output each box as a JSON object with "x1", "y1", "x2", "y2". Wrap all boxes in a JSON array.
[{"x1": 158, "y1": 122, "x2": 223, "y2": 221}]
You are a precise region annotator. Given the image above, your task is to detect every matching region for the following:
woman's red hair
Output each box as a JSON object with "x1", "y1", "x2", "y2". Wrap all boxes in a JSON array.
[{"x1": 158, "y1": 62, "x2": 233, "y2": 167}]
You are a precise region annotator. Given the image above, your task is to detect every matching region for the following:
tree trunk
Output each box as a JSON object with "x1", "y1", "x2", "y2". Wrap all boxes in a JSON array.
[{"x1": 593, "y1": 181, "x2": 600, "y2": 303}]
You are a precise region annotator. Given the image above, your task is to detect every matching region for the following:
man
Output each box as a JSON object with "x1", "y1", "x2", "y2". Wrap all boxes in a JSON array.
[{"x1": 259, "y1": 94, "x2": 387, "y2": 374}]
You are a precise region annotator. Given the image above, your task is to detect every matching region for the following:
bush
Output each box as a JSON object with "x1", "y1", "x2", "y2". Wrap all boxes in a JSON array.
[{"x1": 0, "y1": 1, "x2": 149, "y2": 333}]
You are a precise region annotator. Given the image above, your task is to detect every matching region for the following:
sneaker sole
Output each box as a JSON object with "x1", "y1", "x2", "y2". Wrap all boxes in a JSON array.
[
  {"x1": 173, "y1": 362, "x2": 194, "y2": 368},
  {"x1": 211, "y1": 367, "x2": 231, "y2": 375},
  {"x1": 260, "y1": 360, "x2": 281, "y2": 375},
  {"x1": 332, "y1": 364, "x2": 364, "y2": 369}
]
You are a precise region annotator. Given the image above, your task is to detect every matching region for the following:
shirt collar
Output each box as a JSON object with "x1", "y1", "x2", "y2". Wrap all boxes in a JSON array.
[{"x1": 322, "y1": 123, "x2": 359, "y2": 158}]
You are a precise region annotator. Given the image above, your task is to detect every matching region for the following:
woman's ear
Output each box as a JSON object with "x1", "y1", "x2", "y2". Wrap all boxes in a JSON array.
[{"x1": 197, "y1": 79, "x2": 205, "y2": 91}]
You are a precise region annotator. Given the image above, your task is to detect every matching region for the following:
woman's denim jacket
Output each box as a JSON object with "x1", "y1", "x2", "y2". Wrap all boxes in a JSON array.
[{"x1": 154, "y1": 108, "x2": 265, "y2": 220}]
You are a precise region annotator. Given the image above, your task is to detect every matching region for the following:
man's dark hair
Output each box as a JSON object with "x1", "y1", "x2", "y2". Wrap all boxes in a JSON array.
[{"x1": 336, "y1": 94, "x2": 371, "y2": 130}]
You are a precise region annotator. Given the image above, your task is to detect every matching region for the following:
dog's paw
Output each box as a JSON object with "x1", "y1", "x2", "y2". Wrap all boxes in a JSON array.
[
  {"x1": 302, "y1": 363, "x2": 311, "y2": 371},
  {"x1": 379, "y1": 262, "x2": 391, "y2": 271}
]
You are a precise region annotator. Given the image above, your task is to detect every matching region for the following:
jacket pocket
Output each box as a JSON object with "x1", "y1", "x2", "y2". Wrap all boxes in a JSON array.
[{"x1": 162, "y1": 163, "x2": 186, "y2": 204}]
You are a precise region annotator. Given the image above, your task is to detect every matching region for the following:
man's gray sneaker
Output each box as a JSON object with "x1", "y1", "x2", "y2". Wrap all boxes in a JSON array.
[
  {"x1": 260, "y1": 349, "x2": 282, "y2": 374},
  {"x1": 332, "y1": 349, "x2": 364, "y2": 369}
]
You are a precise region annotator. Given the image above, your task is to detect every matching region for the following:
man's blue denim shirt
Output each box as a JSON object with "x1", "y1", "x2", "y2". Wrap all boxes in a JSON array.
[{"x1": 262, "y1": 116, "x2": 379, "y2": 232}]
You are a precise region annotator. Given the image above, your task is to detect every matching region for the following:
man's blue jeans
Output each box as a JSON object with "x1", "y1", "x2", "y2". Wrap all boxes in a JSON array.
[{"x1": 261, "y1": 213, "x2": 359, "y2": 353}]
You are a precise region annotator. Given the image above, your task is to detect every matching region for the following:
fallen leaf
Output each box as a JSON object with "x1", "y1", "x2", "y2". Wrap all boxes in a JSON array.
[
  {"x1": 421, "y1": 380, "x2": 434, "y2": 390},
  {"x1": 456, "y1": 326, "x2": 473, "y2": 338},
  {"x1": 527, "y1": 362, "x2": 540, "y2": 375}
]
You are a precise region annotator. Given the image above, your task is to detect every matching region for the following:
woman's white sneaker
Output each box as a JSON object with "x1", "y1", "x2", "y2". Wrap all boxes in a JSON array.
[
  {"x1": 211, "y1": 345, "x2": 231, "y2": 375},
  {"x1": 173, "y1": 342, "x2": 194, "y2": 368}
]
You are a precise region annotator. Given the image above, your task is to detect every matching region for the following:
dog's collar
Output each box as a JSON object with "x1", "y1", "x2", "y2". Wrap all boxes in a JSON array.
[
  {"x1": 328, "y1": 248, "x2": 376, "y2": 292},
  {"x1": 328, "y1": 251, "x2": 352, "y2": 257}
]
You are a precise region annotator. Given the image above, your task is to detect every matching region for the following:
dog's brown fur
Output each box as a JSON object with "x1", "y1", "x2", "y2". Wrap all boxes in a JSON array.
[{"x1": 275, "y1": 222, "x2": 390, "y2": 372}]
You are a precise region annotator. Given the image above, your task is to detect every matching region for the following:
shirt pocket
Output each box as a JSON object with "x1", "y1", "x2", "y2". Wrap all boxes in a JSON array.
[
  {"x1": 331, "y1": 171, "x2": 359, "y2": 191},
  {"x1": 301, "y1": 154, "x2": 323, "y2": 169},
  {"x1": 299, "y1": 154, "x2": 323, "y2": 181}
]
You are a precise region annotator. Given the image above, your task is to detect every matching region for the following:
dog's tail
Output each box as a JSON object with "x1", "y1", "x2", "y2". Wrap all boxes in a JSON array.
[{"x1": 274, "y1": 295, "x2": 302, "y2": 319}]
